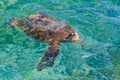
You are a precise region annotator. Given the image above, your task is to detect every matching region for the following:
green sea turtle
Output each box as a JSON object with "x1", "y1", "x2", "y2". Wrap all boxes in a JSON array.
[{"x1": 8, "y1": 13, "x2": 84, "y2": 71}]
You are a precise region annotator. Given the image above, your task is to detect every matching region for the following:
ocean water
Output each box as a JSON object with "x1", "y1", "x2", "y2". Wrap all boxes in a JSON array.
[{"x1": 0, "y1": 0, "x2": 120, "y2": 80}]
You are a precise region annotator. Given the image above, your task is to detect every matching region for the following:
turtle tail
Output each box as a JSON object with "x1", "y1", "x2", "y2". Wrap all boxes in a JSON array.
[{"x1": 37, "y1": 41, "x2": 60, "y2": 71}]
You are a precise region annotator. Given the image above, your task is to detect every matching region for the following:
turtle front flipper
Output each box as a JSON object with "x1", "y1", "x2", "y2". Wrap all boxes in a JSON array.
[{"x1": 37, "y1": 41, "x2": 60, "y2": 71}]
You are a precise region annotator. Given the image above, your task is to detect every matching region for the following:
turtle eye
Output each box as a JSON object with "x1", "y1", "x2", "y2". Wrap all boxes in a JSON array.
[
  {"x1": 70, "y1": 32, "x2": 75, "y2": 36},
  {"x1": 66, "y1": 32, "x2": 75, "y2": 40}
]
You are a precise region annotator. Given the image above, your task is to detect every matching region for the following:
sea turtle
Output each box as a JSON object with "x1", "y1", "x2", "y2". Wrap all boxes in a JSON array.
[{"x1": 8, "y1": 13, "x2": 84, "y2": 71}]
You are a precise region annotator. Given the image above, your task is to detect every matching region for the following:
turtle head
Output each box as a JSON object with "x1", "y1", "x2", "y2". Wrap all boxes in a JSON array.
[
  {"x1": 71, "y1": 32, "x2": 80, "y2": 41},
  {"x1": 66, "y1": 30, "x2": 84, "y2": 48},
  {"x1": 66, "y1": 31, "x2": 80, "y2": 41}
]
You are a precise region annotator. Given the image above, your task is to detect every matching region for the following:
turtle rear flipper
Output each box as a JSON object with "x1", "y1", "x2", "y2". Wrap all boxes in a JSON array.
[{"x1": 37, "y1": 41, "x2": 60, "y2": 71}]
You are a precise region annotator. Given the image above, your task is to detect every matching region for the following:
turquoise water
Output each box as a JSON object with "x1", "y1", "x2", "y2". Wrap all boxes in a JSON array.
[{"x1": 0, "y1": 0, "x2": 120, "y2": 80}]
